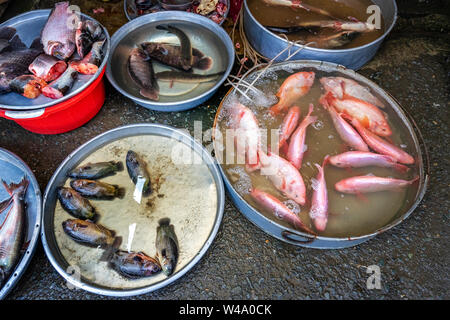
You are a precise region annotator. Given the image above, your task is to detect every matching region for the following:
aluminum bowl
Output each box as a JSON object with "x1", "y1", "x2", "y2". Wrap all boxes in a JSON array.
[
  {"x1": 243, "y1": 0, "x2": 398, "y2": 70},
  {"x1": 0, "y1": 148, "x2": 41, "y2": 299},
  {"x1": 106, "y1": 11, "x2": 234, "y2": 112},
  {"x1": 213, "y1": 60, "x2": 429, "y2": 249},
  {"x1": 0, "y1": 9, "x2": 110, "y2": 111},
  {"x1": 124, "y1": 0, "x2": 230, "y2": 26},
  {"x1": 41, "y1": 124, "x2": 225, "y2": 297}
]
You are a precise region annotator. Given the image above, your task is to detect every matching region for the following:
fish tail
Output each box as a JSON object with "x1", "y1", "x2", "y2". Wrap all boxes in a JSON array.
[
  {"x1": 99, "y1": 236, "x2": 122, "y2": 262},
  {"x1": 193, "y1": 56, "x2": 213, "y2": 70},
  {"x1": 158, "y1": 217, "x2": 171, "y2": 227},
  {"x1": 1, "y1": 177, "x2": 29, "y2": 197},
  {"x1": 114, "y1": 161, "x2": 124, "y2": 172},
  {"x1": 115, "y1": 186, "x2": 126, "y2": 199},
  {"x1": 140, "y1": 88, "x2": 159, "y2": 101}
]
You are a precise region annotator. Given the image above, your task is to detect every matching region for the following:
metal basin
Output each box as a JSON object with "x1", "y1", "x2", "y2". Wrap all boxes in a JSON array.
[
  {"x1": 0, "y1": 10, "x2": 110, "y2": 111},
  {"x1": 243, "y1": 0, "x2": 398, "y2": 70},
  {"x1": 0, "y1": 148, "x2": 41, "y2": 299},
  {"x1": 41, "y1": 124, "x2": 225, "y2": 297},
  {"x1": 106, "y1": 11, "x2": 234, "y2": 112},
  {"x1": 213, "y1": 60, "x2": 429, "y2": 249}
]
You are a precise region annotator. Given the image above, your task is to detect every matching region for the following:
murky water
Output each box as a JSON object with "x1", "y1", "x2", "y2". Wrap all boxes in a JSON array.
[
  {"x1": 216, "y1": 64, "x2": 420, "y2": 238},
  {"x1": 247, "y1": 0, "x2": 385, "y2": 49},
  {"x1": 53, "y1": 135, "x2": 218, "y2": 289}
]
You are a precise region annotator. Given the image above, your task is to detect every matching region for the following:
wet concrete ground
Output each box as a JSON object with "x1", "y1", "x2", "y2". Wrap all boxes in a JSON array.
[{"x1": 0, "y1": 1, "x2": 449, "y2": 299}]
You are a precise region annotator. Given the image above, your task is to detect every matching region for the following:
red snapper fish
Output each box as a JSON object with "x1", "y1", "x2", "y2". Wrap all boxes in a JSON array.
[
  {"x1": 309, "y1": 156, "x2": 329, "y2": 232},
  {"x1": 278, "y1": 106, "x2": 300, "y2": 150},
  {"x1": 269, "y1": 71, "x2": 315, "y2": 115},
  {"x1": 335, "y1": 176, "x2": 419, "y2": 194},
  {"x1": 329, "y1": 151, "x2": 410, "y2": 173}
]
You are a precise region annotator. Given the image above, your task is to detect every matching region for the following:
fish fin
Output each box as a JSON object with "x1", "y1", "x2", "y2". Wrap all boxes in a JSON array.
[
  {"x1": 0, "y1": 197, "x2": 13, "y2": 214},
  {"x1": 1, "y1": 177, "x2": 29, "y2": 197},
  {"x1": 29, "y1": 37, "x2": 43, "y2": 51},
  {"x1": 193, "y1": 56, "x2": 213, "y2": 70},
  {"x1": 9, "y1": 34, "x2": 26, "y2": 50},
  {"x1": 140, "y1": 88, "x2": 159, "y2": 101},
  {"x1": 99, "y1": 236, "x2": 122, "y2": 262},
  {"x1": 158, "y1": 217, "x2": 171, "y2": 227},
  {"x1": 115, "y1": 187, "x2": 126, "y2": 199},
  {"x1": 355, "y1": 191, "x2": 368, "y2": 202},
  {"x1": 114, "y1": 161, "x2": 124, "y2": 172},
  {"x1": 393, "y1": 163, "x2": 410, "y2": 174}
]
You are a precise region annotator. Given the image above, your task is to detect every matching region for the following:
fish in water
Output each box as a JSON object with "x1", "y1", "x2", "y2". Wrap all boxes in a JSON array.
[
  {"x1": 298, "y1": 20, "x2": 376, "y2": 33},
  {"x1": 41, "y1": 1, "x2": 76, "y2": 60},
  {"x1": 68, "y1": 161, "x2": 124, "y2": 180},
  {"x1": 108, "y1": 250, "x2": 161, "y2": 279},
  {"x1": 329, "y1": 151, "x2": 410, "y2": 173},
  {"x1": 62, "y1": 219, "x2": 119, "y2": 247},
  {"x1": 29, "y1": 54, "x2": 67, "y2": 82},
  {"x1": 309, "y1": 157, "x2": 329, "y2": 232},
  {"x1": 155, "y1": 25, "x2": 192, "y2": 71},
  {"x1": 305, "y1": 31, "x2": 360, "y2": 49},
  {"x1": 9, "y1": 75, "x2": 47, "y2": 99},
  {"x1": 335, "y1": 176, "x2": 419, "y2": 194},
  {"x1": 156, "y1": 218, "x2": 178, "y2": 276},
  {"x1": 250, "y1": 188, "x2": 315, "y2": 234},
  {"x1": 57, "y1": 187, "x2": 96, "y2": 220},
  {"x1": 262, "y1": 0, "x2": 336, "y2": 19},
  {"x1": 127, "y1": 48, "x2": 159, "y2": 100},
  {"x1": 70, "y1": 39, "x2": 105, "y2": 75},
  {"x1": 126, "y1": 150, "x2": 152, "y2": 196},
  {"x1": 269, "y1": 71, "x2": 315, "y2": 115},
  {"x1": 0, "y1": 178, "x2": 28, "y2": 286},
  {"x1": 140, "y1": 43, "x2": 212, "y2": 71},
  {"x1": 42, "y1": 65, "x2": 78, "y2": 99},
  {"x1": 70, "y1": 179, "x2": 125, "y2": 200},
  {"x1": 155, "y1": 70, "x2": 224, "y2": 83},
  {"x1": 278, "y1": 106, "x2": 300, "y2": 150}
]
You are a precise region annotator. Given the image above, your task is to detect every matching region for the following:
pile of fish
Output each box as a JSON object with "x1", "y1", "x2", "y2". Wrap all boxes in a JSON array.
[
  {"x1": 58, "y1": 152, "x2": 178, "y2": 279},
  {"x1": 228, "y1": 71, "x2": 416, "y2": 233},
  {"x1": 128, "y1": 0, "x2": 228, "y2": 25},
  {"x1": 0, "y1": 177, "x2": 29, "y2": 287},
  {"x1": 0, "y1": 2, "x2": 105, "y2": 100},
  {"x1": 262, "y1": 0, "x2": 378, "y2": 49},
  {"x1": 128, "y1": 24, "x2": 224, "y2": 100}
]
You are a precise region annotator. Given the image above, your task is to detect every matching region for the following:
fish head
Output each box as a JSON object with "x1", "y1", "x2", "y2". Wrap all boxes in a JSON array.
[{"x1": 48, "y1": 40, "x2": 75, "y2": 60}]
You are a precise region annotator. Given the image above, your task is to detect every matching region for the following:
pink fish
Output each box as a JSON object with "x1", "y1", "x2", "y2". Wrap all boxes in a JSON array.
[
  {"x1": 320, "y1": 76, "x2": 385, "y2": 109},
  {"x1": 321, "y1": 99, "x2": 369, "y2": 151},
  {"x1": 320, "y1": 92, "x2": 392, "y2": 137},
  {"x1": 269, "y1": 71, "x2": 315, "y2": 115},
  {"x1": 329, "y1": 151, "x2": 410, "y2": 173},
  {"x1": 278, "y1": 106, "x2": 300, "y2": 150},
  {"x1": 335, "y1": 176, "x2": 419, "y2": 194},
  {"x1": 348, "y1": 117, "x2": 415, "y2": 165},
  {"x1": 309, "y1": 156, "x2": 329, "y2": 232},
  {"x1": 250, "y1": 188, "x2": 314, "y2": 234},
  {"x1": 259, "y1": 150, "x2": 306, "y2": 205},
  {"x1": 229, "y1": 102, "x2": 261, "y2": 171},
  {"x1": 286, "y1": 103, "x2": 317, "y2": 169}
]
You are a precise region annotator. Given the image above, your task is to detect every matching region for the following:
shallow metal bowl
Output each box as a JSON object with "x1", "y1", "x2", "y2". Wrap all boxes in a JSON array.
[
  {"x1": 0, "y1": 10, "x2": 110, "y2": 111},
  {"x1": 243, "y1": 0, "x2": 398, "y2": 70},
  {"x1": 124, "y1": 0, "x2": 230, "y2": 26},
  {"x1": 0, "y1": 148, "x2": 41, "y2": 299},
  {"x1": 213, "y1": 60, "x2": 429, "y2": 249},
  {"x1": 41, "y1": 124, "x2": 225, "y2": 297},
  {"x1": 107, "y1": 11, "x2": 234, "y2": 112}
]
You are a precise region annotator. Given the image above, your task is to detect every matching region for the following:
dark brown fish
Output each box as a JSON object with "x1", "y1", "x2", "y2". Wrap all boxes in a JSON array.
[
  {"x1": 41, "y1": 1, "x2": 76, "y2": 60},
  {"x1": 156, "y1": 70, "x2": 224, "y2": 83},
  {"x1": 155, "y1": 218, "x2": 178, "y2": 276},
  {"x1": 155, "y1": 25, "x2": 192, "y2": 70},
  {"x1": 306, "y1": 31, "x2": 360, "y2": 49},
  {"x1": 42, "y1": 65, "x2": 77, "y2": 99},
  {"x1": 29, "y1": 54, "x2": 67, "y2": 82},
  {"x1": 126, "y1": 150, "x2": 152, "y2": 196},
  {"x1": 127, "y1": 48, "x2": 159, "y2": 100},
  {"x1": 141, "y1": 42, "x2": 213, "y2": 71},
  {"x1": 57, "y1": 187, "x2": 96, "y2": 220},
  {"x1": 70, "y1": 39, "x2": 105, "y2": 75},
  {"x1": 0, "y1": 178, "x2": 28, "y2": 286},
  {"x1": 9, "y1": 75, "x2": 47, "y2": 99},
  {"x1": 108, "y1": 251, "x2": 161, "y2": 279},
  {"x1": 62, "y1": 219, "x2": 117, "y2": 247},
  {"x1": 75, "y1": 21, "x2": 93, "y2": 59},
  {"x1": 70, "y1": 179, "x2": 125, "y2": 200},
  {"x1": 68, "y1": 161, "x2": 124, "y2": 180}
]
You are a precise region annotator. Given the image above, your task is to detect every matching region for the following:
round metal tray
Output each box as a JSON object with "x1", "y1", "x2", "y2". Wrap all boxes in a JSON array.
[
  {"x1": 213, "y1": 60, "x2": 429, "y2": 249},
  {"x1": 0, "y1": 148, "x2": 42, "y2": 299},
  {"x1": 41, "y1": 124, "x2": 225, "y2": 297},
  {"x1": 0, "y1": 9, "x2": 110, "y2": 111}
]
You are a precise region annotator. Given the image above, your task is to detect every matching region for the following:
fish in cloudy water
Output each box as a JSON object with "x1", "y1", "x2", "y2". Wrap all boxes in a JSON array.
[
  {"x1": 41, "y1": 1, "x2": 76, "y2": 60},
  {"x1": 108, "y1": 250, "x2": 162, "y2": 279},
  {"x1": 62, "y1": 219, "x2": 119, "y2": 247},
  {"x1": 126, "y1": 150, "x2": 152, "y2": 196},
  {"x1": 155, "y1": 25, "x2": 192, "y2": 71},
  {"x1": 127, "y1": 48, "x2": 159, "y2": 100},
  {"x1": 57, "y1": 187, "x2": 96, "y2": 220},
  {"x1": 156, "y1": 218, "x2": 178, "y2": 276},
  {"x1": 70, "y1": 179, "x2": 125, "y2": 200},
  {"x1": 68, "y1": 161, "x2": 124, "y2": 180},
  {"x1": 0, "y1": 178, "x2": 28, "y2": 286}
]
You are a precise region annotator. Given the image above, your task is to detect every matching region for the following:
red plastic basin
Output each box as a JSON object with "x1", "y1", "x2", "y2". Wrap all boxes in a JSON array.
[{"x1": 0, "y1": 67, "x2": 106, "y2": 135}]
